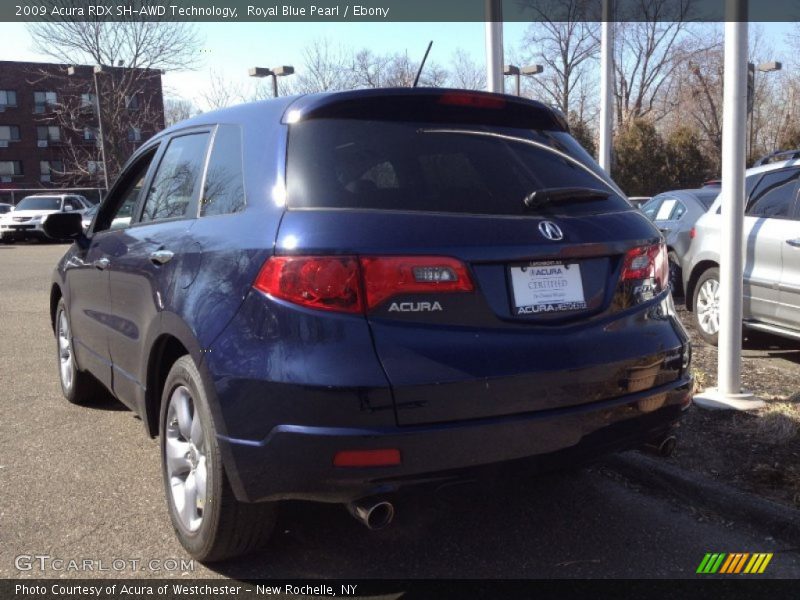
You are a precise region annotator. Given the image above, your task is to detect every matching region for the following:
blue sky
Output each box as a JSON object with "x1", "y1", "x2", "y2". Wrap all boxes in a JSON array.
[{"x1": 0, "y1": 21, "x2": 794, "y2": 109}]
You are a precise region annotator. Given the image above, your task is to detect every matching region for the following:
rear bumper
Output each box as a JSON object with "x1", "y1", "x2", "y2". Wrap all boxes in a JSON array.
[{"x1": 217, "y1": 377, "x2": 692, "y2": 503}]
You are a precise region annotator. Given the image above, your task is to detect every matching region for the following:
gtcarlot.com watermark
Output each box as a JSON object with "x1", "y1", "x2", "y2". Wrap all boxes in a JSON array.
[{"x1": 15, "y1": 554, "x2": 195, "y2": 573}]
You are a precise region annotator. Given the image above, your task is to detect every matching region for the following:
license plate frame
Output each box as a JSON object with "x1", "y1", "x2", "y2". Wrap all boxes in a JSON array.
[{"x1": 508, "y1": 261, "x2": 587, "y2": 315}]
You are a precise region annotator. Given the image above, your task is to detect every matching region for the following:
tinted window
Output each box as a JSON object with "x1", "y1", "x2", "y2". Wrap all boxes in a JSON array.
[
  {"x1": 95, "y1": 150, "x2": 156, "y2": 232},
  {"x1": 141, "y1": 133, "x2": 209, "y2": 223},
  {"x1": 746, "y1": 169, "x2": 800, "y2": 218},
  {"x1": 200, "y1": 125, "x2": 245, "y2": 217},
  {"x1": 16, "y1": 196, "x2": 61, "y2": 211},
  {"x1": 287, "y1": 120, "x2": 626, "y2": 216}
]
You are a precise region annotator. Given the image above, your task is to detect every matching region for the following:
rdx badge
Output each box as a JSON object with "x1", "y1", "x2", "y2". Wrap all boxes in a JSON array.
[{"x1": 388, "y1": 301, "x2": 443, "y2": 312}]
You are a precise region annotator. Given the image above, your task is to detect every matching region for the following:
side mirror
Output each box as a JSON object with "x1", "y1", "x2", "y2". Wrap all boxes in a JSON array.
[{"x1": 43, "y1": 212, "x2": 85, "y2": 241}]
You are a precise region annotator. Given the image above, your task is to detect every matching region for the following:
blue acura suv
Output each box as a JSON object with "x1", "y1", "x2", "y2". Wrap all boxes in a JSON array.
[{"x1": 45, "y1": 88, "x2": 692, "y2": 561}]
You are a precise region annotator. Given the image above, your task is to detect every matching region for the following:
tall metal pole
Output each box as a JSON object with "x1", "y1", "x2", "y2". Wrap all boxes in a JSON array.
[
  {"x1": 695, "y1": 0, "x2": 761, "y2": 410},
  {"x1": 485, "y1": 0, "x2": 504, "y2": 93},
  {"x1": 598, "y1": 0, "x2": 614, "y2": 171},
  {"x1": 271, "y1": 73, "x2": 278, "y2": 98},
  {"x1": 92, "y1": 69, "x2": 109, "y2": 191}
]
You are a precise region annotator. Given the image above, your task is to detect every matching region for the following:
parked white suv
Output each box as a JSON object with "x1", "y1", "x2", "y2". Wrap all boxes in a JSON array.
[
  {"x1": 682, "y1": 156, "x2": 800, "y2": 345},
  {"x1": 0, "y1": 194, "x2": 91, "y2": 244}
]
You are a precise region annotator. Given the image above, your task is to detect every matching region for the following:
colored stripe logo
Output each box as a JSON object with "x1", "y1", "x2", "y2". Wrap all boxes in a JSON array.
[{"x1": 697, "y1": 553, "x2": 773, "y2": 574}]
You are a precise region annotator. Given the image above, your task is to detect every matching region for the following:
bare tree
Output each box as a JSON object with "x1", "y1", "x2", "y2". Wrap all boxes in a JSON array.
[
  {"x1": 164, "y1": 97, "x2": 198, "y2": 127},
  {"x1": 200, "y1": 70, "x2": 247, "y2": 110},
  {"x1": 26, "y1": 4, "x2": 201, "y2": 185},
  {"x1": 285, "y1": 38, "x2": 356, "y2": 94},
  {"x1": 613, "y1": 0, "x2": 700, "y2": 125},
  {"x1": 520, "y1": 0, "x2": 600, "y2": 116},
  {"x1": 448, "y1": 49, "x2": 486, "y2": 90}
]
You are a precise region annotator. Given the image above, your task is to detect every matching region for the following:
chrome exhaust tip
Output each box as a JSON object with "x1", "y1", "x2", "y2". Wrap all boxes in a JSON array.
[{"x1": 347, "y1": 499, "x2": 395, "y2": 530}]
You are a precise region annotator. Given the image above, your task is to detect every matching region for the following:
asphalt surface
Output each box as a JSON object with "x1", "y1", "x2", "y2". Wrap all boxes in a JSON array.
[{"x1": 1, "y1": 243, "x2": 798, "y2": 580}]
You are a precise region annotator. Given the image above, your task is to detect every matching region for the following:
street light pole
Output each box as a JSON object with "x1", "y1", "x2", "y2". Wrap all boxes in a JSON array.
[
  {"x1": 68, "y1": 65, "x2": 109, "y2": 192},
  {"x1": 92, "y1": 66, "x2": 109, "y2": 192},
  {"x1": 598, "y1": 0, "x2": 614, "y2": 171},
  {"x1": 485, "y1": 0, "x2": 504, "y2": 93},
  {"x1": 503, "y1": 64, "x2": 544, "y2": 97},
  {"x1": 248, "y1": 66, "x2": 295, "y2": 98},
  {"x1": 747, "y1": 61, "x2": 782, "y2": 162}
]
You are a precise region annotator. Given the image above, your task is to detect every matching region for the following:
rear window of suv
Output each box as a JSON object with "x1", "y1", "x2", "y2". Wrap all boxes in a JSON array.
[{"x1": 286, "y1": 119, "x2": 628, "y2": 217}]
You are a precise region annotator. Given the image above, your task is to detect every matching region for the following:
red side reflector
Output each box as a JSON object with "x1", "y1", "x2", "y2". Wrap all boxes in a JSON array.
[
  {"x1": 438, "y1": 92, "x2": 506, "y2": 109},
  {"x1": 360, "y1": 256, "x2": 474, "y2": 309},
  {"x1": 333, "y1": 449, "x2": 401, "y2": 468},
  {"x1": 689, "y1": 226, "x2": 696, "y2": 239},
  {"x1": 253, "y1": 256, "x2": 363, "y2": 313}
]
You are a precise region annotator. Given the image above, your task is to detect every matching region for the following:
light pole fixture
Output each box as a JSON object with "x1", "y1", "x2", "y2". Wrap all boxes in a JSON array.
[
  {"x1": 68, "y1": 64, "x2": 109, "y2": 191},
  {"x1": 248, "y1": 66, "x2": 295, "y2": 98},
  {"x1": 747, "y1": 61, "x2": 782, "y2": 160},
  {"x1": 503, "y1": 64, "x2": 543, "y2": 97}
]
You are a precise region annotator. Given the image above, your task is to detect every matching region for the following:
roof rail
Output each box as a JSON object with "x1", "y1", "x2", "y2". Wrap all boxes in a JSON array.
[{"x1": 753, "y1": 149, "x2": 800, "y2": 167}]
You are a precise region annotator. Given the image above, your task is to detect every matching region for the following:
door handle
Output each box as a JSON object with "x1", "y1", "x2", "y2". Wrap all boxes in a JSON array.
[
  {"x1": 93, "y1": 257, "x2": 110, "y2": 270},
  {"x1": 149, "y1": 249, "x2": 174, "y2": 265},
  {"x1": 787, "y1": 238, "x2": 800, "y2": 248}
]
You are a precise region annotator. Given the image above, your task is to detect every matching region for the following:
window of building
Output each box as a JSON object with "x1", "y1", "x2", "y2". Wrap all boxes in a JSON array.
[
  {"x1": 141, "y1": 132, "x2": 210, "y2": 222},
  {"x1": 125, "y1": 94, "x2": 140, "y2": 110},
  {"x1": 36, "y1": 125, "x2": 60, "y2": 142},
  {"x1": 128, "y1": 127, "x2": 142, "y2": 142},
  {"x1": 84, "y1": 127, "x2": 98, "y2": 141},
  {"x1": 81, "y1": 93, "x2": 96, "y2": 111},
  {"x1": 33, "y1": 91, "x2": 57, "y2": 113},
  {"x1": 0, "y1": 125, "x2": 21, "y2": 141},
  {"x1": 40, "y1": 160, "x2": 64, "y2": 175},
  {"x1": 0, "y1": 90, "x2": 17, "y2": 107},
  {"x1": 0, "y1": 161, "x2": 23, "y2": 176},
  {"x1": 87, "y1": 160, "x2": 104, "y2": 175}
]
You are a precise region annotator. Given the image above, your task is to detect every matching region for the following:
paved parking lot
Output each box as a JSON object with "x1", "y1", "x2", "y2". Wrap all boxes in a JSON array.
[{"x1": 1, "y1": 243, "x2": 798, "y2": 579}]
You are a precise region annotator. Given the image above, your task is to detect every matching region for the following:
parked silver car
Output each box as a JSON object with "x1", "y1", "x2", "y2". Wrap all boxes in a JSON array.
[
  {"x1": 682, "y1": 159, "x2": 800, "y2": 345},
  {"x1": 641, "y1": 187, "x2": 719, "y2": 295}
]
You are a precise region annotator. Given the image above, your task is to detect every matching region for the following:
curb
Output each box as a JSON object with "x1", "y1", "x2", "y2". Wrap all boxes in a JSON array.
[{"x1": 604, "y1": 451, "x2": 800, "y2": 544}]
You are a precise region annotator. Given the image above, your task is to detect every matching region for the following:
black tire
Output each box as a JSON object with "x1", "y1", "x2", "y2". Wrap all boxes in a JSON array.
[
  {"x1": 692, "y1": 267, "x2": 720, "y2": 346},
  {"x1": 55, "y1": 298, "x2": 108, "y2": 404},
  {"x1": 668, "y1": 251, "x2": 683, "y2": 298},
  {"x1": 160, "y1": 355, "x2": 276, "y2": 562}
]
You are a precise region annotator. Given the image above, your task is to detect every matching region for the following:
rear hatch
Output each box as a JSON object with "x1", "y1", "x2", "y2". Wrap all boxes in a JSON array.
[{"x1": 275, "y1": 90, "x2": 676, "y2": 425}]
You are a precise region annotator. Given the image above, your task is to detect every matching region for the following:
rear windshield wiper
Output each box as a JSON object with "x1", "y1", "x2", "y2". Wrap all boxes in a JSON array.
[{"x1": 523, "y1": 187, "x2": 611, "y2": 211}]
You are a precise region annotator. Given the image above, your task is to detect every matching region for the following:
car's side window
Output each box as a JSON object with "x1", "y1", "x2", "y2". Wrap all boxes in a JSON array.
[
  {"x1": 641, "y1": 197, "x2": 662, "y2": 220},
  {"x1": 653, "y1": 198, "x2": 679, "y2": 220},
  {"x1": 63, "y1": 198, "x2": 80, "y2": 212},
  {"x1": 671, "y1": 201, "x2": 687, "y2": 220},
  {"x1": 200, "y1": 125, "x2": 246, "y2": 217},
  {"x1": 94, "y1": 149, "x2": 158, "y2": 233},
  {"x1": 141, "y1": 132, "x2": 210, "y2": 223},
  {"x1": 746, "y1": 168, "x2": 800, "y2": 219}
]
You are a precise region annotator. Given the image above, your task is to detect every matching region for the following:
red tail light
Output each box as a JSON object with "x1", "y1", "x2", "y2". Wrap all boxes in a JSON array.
[
  {"x1": 253, "y1": 256, "x2": 363, "y2": 313},
  {"x1": 621, "y1": 244, "x2": 668, "y2": 291},
  {"x1": 689, "y1": 226, "x2": 696, "y2": 239},
  {"x1": 360, "y1": 256, "x2": 474, "y2": 309},
  {"x1": 254, "y1": 255, "x2": 474, "y2": 313}
]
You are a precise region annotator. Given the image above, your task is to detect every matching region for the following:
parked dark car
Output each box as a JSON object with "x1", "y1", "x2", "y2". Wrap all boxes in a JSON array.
[
  {"x1": 46, "y1": 89, "x2": 693, "y2": 561},
  {"x1": 640, "y1": 188, "x2": 719, "y2": 295}
]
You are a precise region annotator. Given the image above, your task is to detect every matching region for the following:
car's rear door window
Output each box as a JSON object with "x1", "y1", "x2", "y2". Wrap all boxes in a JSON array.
[
  {"x1": 200, "y1": 125, "x2": 246, "y2": 217},
  {"x1": 287, "y1": 119, "x2": 627, "y2": 217},
  {"x1": 140, "y1": 132, "x2": 210, "y2": 223},
  {"x1": 746, "y1": 168, "x2": 800, "y2": 219}
]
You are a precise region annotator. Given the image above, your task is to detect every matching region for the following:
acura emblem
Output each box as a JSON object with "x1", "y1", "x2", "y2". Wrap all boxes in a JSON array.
[{"x1": 538, "y1": 221, "x2": 563, "y2": 241}]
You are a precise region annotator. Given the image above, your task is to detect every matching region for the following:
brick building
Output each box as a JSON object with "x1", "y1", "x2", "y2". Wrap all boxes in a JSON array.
[{"x1": 0, "y1": 60, "x2": 164, "y2": 204}]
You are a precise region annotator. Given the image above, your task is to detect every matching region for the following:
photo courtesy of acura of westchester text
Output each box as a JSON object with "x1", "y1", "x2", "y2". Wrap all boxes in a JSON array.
[{"x1": 0, "y1": 0, "x2": 799, "y2": 593}]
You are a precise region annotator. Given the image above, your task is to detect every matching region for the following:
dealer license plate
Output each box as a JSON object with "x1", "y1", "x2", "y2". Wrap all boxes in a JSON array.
[{"x1": 509, "y1": 262, "x2": 586, "y2": 315}]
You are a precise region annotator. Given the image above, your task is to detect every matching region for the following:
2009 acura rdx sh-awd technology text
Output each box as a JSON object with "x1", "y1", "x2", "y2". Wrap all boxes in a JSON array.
[{"x1": 45, "y1": 89, "x2": 693, "y2": 561}]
